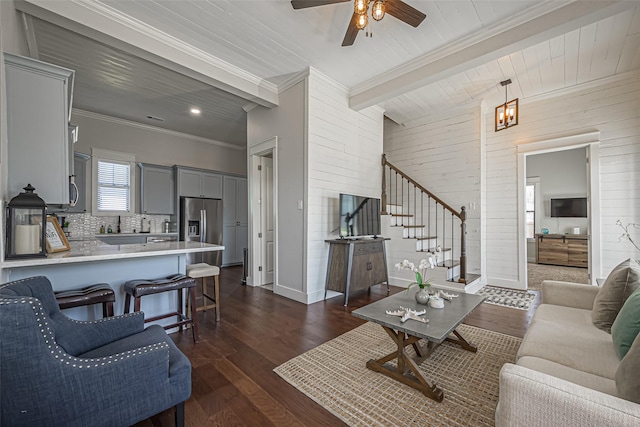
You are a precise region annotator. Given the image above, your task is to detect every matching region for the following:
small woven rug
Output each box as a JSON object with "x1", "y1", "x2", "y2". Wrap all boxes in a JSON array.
[
  {"x1": 476, "y1": 286, "x2": 536, "y2": 310},
  {"x1": 274, "y1": 322, "x2": 521, "y2": 427}
]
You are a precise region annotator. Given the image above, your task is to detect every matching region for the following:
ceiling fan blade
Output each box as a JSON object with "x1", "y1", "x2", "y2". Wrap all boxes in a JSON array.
[
  {"x1": 385, "y1": 0, "x2": 426, "y2": 27},
  {"x1": 291, "y1": 0, "x2": 350, "y2": 10},
  {"x1": 342, "y1": 13, "x2": 360, "y2": 47}
]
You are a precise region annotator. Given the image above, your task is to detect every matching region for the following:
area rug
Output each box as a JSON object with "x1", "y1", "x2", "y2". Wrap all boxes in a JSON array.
[
  {"x1": 274, "y1": 322, "x2": 521, "y2": 427},
  {"x1": 476, "y1": 286, "x2": 536, "y2": 310},
  {"x1": 527, "y1": 262, "x2": 589, "y2": 291}
]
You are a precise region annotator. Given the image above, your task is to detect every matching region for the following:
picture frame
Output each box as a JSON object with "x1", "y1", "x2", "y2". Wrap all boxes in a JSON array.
[{"x1": 45, "y1": 217, "x2": 71, "y2": 253}]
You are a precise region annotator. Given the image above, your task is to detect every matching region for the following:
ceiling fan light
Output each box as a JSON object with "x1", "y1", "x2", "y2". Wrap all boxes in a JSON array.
[
  {"x1": 356, "y1": 13, "x2": 368, "y2": 29},
  {"x1": 354, "y1": 0, "x2": 369, "y2": 15},
  {"x1": 372, "y1": 0, "x2": 385, "y2": 21}
]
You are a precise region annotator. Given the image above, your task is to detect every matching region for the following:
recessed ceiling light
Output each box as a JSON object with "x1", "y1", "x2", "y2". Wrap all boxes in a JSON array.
[{"x1": 190, "y1": 107, "x2": 201, "y2": 115}]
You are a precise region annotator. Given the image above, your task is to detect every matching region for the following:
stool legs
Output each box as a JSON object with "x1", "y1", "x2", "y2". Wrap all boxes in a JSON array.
[
  {"x1": 197, "y1": 275, "x2": 220, "y2": 322},
  {"x1": 103, "y1": 301, "x2": 114, "y2": 318},
  {"x1": 188, "y1": 287, "x2": 198, "y2": 342}
]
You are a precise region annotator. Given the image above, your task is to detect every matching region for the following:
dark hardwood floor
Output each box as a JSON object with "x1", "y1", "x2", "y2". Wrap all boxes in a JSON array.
[{"x1": 136, "y1": 266, "x2": 539, "y2": 427}]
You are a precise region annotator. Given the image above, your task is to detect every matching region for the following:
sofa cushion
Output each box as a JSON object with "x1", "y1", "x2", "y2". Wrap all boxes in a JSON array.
[
  {"x1": 518, "y1": 304, "x2": 620, "y2": 379},
  {"x1": 592, "y1": 259, "x2": 640, "y2": 333},
  {"x1": 612, "y1": 287, "x2": 640, "y2": 359},
  {"x1": 615, "y1": 333, "x2": 640, "y2": 404},
  {"x1": 518, "y1": 356, "x2": 618, "y2": 397}
]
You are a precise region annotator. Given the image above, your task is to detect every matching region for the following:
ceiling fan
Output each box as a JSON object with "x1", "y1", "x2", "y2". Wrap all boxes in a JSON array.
[{"x1": 291, "y1": 0, "x2": 426, "y2": 46}]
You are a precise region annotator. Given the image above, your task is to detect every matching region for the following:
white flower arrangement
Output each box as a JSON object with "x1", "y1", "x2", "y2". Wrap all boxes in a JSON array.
[{"x1": 394, "y1": 257, "x2": 435, "y2": 289}]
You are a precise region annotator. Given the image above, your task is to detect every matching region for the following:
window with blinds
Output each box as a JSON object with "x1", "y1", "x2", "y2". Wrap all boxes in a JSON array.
[
  {"x1": 91, "y1": 148, "x2": 135, "y2": 216},
  {"x1": 97, "y1": 160, "x2": 130, "y2": 212}
]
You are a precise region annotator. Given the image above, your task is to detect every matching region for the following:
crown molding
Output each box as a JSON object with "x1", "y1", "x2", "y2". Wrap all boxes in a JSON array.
[
  {"x1": 17, "y1": 0, "x2": 279, "y2": 108},
  {"x1": 277, "y1": 68, "x2": 311, "y2": 94},
  {"x1": 72, "y1": 109, "x2": 244, "y2": 151},
  {"x1": 519, "y1": 69, "x2": 640, "y2": 106}
]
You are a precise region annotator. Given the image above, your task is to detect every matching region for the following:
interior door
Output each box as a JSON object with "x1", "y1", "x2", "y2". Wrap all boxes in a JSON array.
[{"x1": 261, "y1": 157, "x2": 274, "y2": 285}]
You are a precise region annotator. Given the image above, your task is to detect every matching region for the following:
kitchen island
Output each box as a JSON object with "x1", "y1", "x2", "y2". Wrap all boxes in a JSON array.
[{"x1": 1, "y1": 241, "x2": 224, "y2": 324}]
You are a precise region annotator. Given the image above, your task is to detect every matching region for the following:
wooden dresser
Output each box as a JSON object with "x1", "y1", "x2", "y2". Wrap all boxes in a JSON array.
[
  {"x1": 535, "y1": 234, "x2": 588, "y2": 268},
  {"x1": 324, "y1": 238, "x2": 390, "y2": 305}
]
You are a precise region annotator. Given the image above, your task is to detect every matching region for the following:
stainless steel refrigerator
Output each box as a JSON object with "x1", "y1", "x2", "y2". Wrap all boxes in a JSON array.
[{"x1": 180, "y1": 196, "x2": 223, "y2": 266}]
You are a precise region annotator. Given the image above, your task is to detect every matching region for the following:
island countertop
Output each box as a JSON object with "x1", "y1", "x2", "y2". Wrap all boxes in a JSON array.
[{"x1": 1, "y1": 241, "x2": 224, "y2": 268}]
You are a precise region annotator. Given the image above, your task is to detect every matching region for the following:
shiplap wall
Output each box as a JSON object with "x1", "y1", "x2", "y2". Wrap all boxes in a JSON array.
[
  {"x1": 306, "y1": 68, "x2": 384, "y2": 303},
  {"x1": 486, "y1": 72, "x2": 640, "y2": 284},
  {"x1": 383, "y1": 107, "x2": 482, "y2": 276}
]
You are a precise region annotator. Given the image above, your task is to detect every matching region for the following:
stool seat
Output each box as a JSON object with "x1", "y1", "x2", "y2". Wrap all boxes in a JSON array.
[
  {"x1": 55, "y1": 283, "x2": 115, "y2": 317},
  {"x1": 124, "y1": 274, "x2": 195, "y2": 298},
  {"x1": 186, "y1": 263, "x2": 220, "y2": 278},
  {"x1": 124, "y1": 274, "x2": 198, "y2": 343},
  {"x1": 186, "y1": 263, "x2": 221, "y2": 321}
]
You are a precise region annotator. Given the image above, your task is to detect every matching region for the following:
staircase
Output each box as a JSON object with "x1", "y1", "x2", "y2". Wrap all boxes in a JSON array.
[{"x1": 381, "y1": 155, "x2": 482, "y2": 293}]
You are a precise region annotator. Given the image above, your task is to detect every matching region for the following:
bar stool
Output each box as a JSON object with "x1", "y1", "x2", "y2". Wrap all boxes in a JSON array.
[
  {"x1": 123, "y1": 274, "x2": 198, "y2": 343},
  {"x1": 186, "y1": 263, "x2": 220, "y2": 321},
  {"x1": 54, "y1": 283, "x2": 115, "y2": 318}
]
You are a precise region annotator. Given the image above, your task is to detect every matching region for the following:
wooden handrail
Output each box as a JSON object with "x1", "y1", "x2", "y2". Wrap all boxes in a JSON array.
[
  {"x1": 381, "y1": 154, "x2": 468, "y2": 284},
  {"x1": 382, "y1": 154, "x2": 462, "y2": 220}
]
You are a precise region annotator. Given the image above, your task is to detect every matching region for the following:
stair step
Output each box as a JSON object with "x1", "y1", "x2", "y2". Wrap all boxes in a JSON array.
[
  {"x1": 403, "y1": 225, "x2": 424, "y2": 229},
  {"x1": 415, "y1": 236, "x2": 437, "y2": 241},
  {"x1": 439, "y1": 260, "x2": 460, "y2": 268},
  {"x1": 427, "y1": 247, "x2": 451, "y2": 253},
  {"x1": 418, "y1": 247, "x2": 451, "y2": 253},
  {"x1": 450, "y1": 273, "x2": 481, "y2": 285},
  {"x1": 391, "y1": 213, "x2": 413, "y2": 218}
]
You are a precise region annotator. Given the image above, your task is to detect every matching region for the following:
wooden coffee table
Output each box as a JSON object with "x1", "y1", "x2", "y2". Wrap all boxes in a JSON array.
[{"x1": 352, "y1": 289, "x2": 485, "y2": 402}]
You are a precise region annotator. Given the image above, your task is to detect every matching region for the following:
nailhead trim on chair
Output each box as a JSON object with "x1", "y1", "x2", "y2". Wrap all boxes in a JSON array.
[{"x1": 0, "y1": 297, "x2": 170, "y2": 369}]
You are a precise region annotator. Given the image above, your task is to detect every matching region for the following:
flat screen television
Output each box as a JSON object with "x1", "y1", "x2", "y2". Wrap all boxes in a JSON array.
[
  {"x1": 339, "y1": 193, "x2": 381, "y2": 238},
  {"x1": 550, "y1": 197, "x2": 587, "y2": 218}
]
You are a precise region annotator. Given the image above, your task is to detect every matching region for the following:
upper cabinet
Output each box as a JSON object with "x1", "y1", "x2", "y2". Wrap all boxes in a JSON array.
[
  {"x1": 5, "y1": 53, "x2": 74, "y2": 205},
  {"x1": 176, "y1": 167, "x2": 222, "y2": 199},
  {"x1": 139, "y1": 163, "x2": 175, "y2": 214}
]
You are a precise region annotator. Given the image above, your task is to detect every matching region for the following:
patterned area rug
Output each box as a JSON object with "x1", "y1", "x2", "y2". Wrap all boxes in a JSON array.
[
  {"x1": 274, "y1": 322, "x2": 521, "y2": 427},
  {"x1": 476, "y1": 286, "x2": 536, "y2": 310}
]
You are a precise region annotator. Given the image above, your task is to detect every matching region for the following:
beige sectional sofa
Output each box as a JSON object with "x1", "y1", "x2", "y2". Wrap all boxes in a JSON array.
[{"x1": 495, "y1": 280, "x2": 640, "y2": 426}]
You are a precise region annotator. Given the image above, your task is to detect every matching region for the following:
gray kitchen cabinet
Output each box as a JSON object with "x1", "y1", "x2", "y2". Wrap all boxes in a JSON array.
[
  {"x1": 222, "y1": 176, "x2": 248, "y2": 265},
  {"x1": 67, "y1": 153, "x2": 89, "y2": 213},
  {"x1": 176, "y1": 167, "x2": 222, "y2": 199},
  {"x1": 140, "y1": 163, "x2": 175, "y2": 214},
  {"x1": 5, "y1": 53, "x2": 74, "y2": 205}
]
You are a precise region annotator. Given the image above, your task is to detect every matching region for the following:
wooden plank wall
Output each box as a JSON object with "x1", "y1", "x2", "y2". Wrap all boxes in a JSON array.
[{"x1": 306, "y1": 69, "x2": 384, "y2": 302}]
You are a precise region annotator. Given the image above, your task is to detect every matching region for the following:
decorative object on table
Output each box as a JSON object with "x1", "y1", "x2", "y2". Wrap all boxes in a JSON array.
[
  {"x1": 429, "y1": 295, "x2": 445, "y2": 309},
  {"x1": 45, "y1": 216, "x2": 71, "y2": 253},
  {"x1": 477, "y1": 285, "x2": 536, "y2": 310},
  {"x1": 395, "y1": 258, "x2": 435, "y2": 304},
  {"x1": 438, "y1": 290, "x2": 459, "y2": 301},
  {"x1": 5, "y1": 184, "x2": 47, "y2": 259},
  {"x1": 541, "y1": 228, "x2": 549, "y2": 234},
  {"x1": 617, "y1": 219, "x2": 640, "y2": 263},
  {"x1": 385, "y1": 306, "x2": 428, "y2": 324}
]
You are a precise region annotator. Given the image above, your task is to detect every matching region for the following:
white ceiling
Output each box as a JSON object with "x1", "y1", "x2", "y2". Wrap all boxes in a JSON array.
[{"x1": 17, "y1": 1, "x2": 640, "y2": 146}]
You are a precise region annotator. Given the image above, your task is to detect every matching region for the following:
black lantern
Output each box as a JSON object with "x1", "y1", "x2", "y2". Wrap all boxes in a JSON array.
[{"x1": 5, "y1": 184, "x2": 47, "y2": 259}]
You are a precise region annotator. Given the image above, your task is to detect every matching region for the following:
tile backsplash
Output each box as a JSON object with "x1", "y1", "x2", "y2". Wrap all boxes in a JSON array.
[{"x1": 57, "y1": 213, "x2": 173, "y2": 240}]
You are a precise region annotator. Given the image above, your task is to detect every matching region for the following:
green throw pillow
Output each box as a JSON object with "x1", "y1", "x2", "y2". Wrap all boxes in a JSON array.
[
  {"x1": 615, "y1": 331, "x2": 640, "y2": 403},
  {"x1": 612, "y1": 287, "x2": 640, "y2": 359},
  {"x1": 592, "y1": 259, "x2": 640, "y2": 333}
]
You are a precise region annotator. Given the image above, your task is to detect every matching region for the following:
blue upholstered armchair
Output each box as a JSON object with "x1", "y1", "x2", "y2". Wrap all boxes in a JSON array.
[{"x1": 0, "y1": 276, "x2": 191, "y2": 427}]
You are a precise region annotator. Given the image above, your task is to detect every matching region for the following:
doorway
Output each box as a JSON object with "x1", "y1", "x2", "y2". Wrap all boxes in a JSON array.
[
  {"x1": 517, "y1": 132, "x2": 601, "y2": 288},
  {"x1": 249, "y1": 137, "x2": 278, "y2": 289}
]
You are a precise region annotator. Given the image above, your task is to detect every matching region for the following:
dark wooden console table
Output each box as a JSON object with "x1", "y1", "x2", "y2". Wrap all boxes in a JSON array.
[{"x1": 324, "y1": 238, "x2": 390, "y2": 306}]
